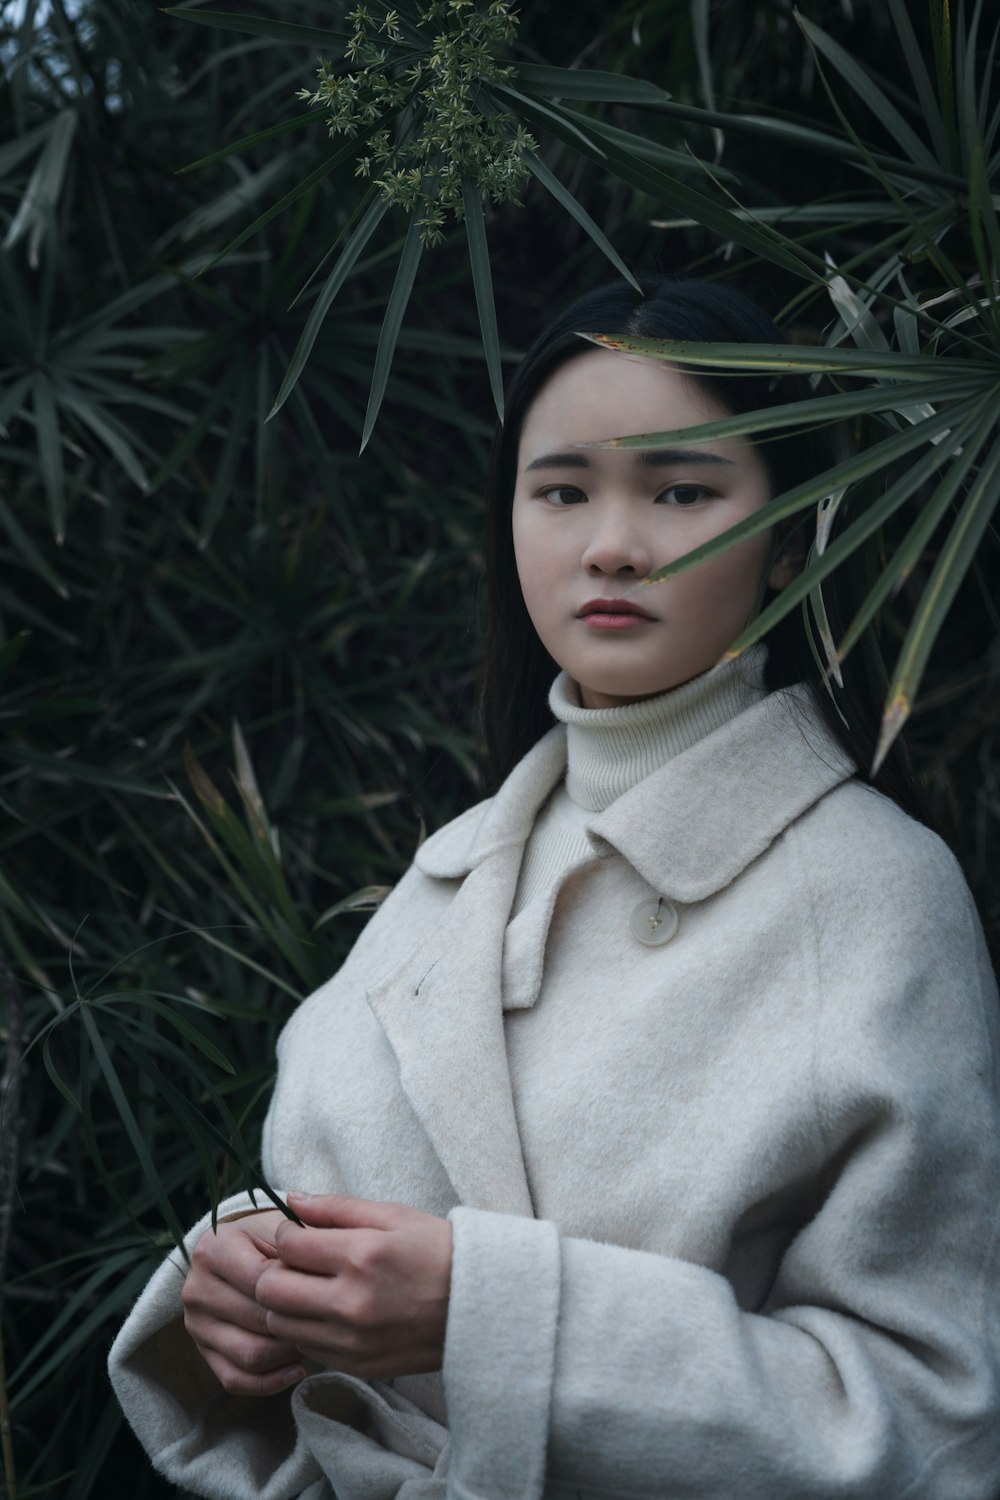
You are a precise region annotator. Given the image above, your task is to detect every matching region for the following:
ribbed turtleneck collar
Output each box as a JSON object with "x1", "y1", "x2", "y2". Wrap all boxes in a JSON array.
[{"x1": 548, "y1": 646, "x2": 769, "y2": 813}]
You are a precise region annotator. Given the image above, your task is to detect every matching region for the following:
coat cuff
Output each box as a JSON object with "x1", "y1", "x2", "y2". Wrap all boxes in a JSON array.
[
  {"x1": 108, "y1": 1189, "x2": 323, "y2": 1500},
  {"x1": 443, "y1": 1206, "x2": 560, "y2": 1500}
]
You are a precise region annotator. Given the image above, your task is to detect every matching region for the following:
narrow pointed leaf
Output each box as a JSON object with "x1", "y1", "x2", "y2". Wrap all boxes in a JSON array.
[
  {"x1": 837, "y1": 405, "x2": 993, "y2": 662},
  {"x1": 462, "y1": 178, "x2": 503, "y2": 420},
  {"x1": 178, "y1": 105, "x2": 330, "y2": 173},
  {"x1": 718, "y1": 405, "x2": 985, "y2": 661},
  {"x1": 524, "y1": 152, "x2": 639, "y2": 293},
  {"x1": 579, "y1": 332, "x2": 991, "y2": 379},
  {"x1": 148, "y1": 374, "x2": 232, "y2": 491},
  {"x1": 580, "y1": 377, "x2": 984, "y2": 450},
  {"x1": 796, "y1": 14, "x2": 937, "y2": 170},
  {"x1": 875, "y1": 428, "x2": 1000, "y2": 772},
  {"x1": 0, "y1": 492, "x2": 69, "y2": 596},
  {"x1": 796, "y1": 15, "x2": 969, "y2": 298},
  {"x1": 804, "y1": 539, "x2": 843, "y2": 687},
  {"x1": 496, "y1": 88, "x2": 823, "y2": 281},
  {"x1": 979, "y1": 16, "x2": 1000, "y2": 150},
  {"x1": 513, "y1": 62, "x2": 673, "y2": 105},
  {"x1": 127, "y1": 996, "x2": 236, "y2": 1073},
  {"x1": 929, "y1": 0, "x2": 959, "y2": 172},
  {"x1": 579, "y1": 114, "x2": 738, "y2": 179},
  {"x1": 162, "y1": 9, "x2": 347, "y2": 47},
  {"x1": 32, "y1": 375, "x2": 66, "y2": 541},
  {"x1": 189, "y1": 926, "x2": 303, "y2": 1000},
  {"x1": 79, "y1": 1007, "x2": 188, "y2": 1247},
  {"x1": 0, "y1": 118, "x2": 53, "y2": 177},
  {"x1": 642, "y1": 396, "x2": 981, "y2": 583},
  {"x1": 42, "y1": 1032, "x2": 81, "y2": 1111},
  {"x1": 360, "y1": 212, "x2": 424, "y2": 452},
  {"x1": 10, "y1": 1249, "x2": 143, "y2": 1394},
  {"x1": 58, "y1": 391, "x2": 150, "y2": 490},
  {"x1": 269, "y1": 194, "x2": 389, "y2": 419},
  {"x1": 232, "y1": 718, "x2": 265, "y2": 819},
  {"x1": 691, "y1": 0, "x2": 723, "y2": 158},
  {"x1": 201, "y1": 371, "x2": 251, "y2": 546},
  {"x1": 2, "y1": 108, "x2": 77, "y2": 263},
  {"x1": 494, "y1": 84, "x2": 606, "y2": 156},
  {"x1": 525, "y1": 80, "x2": 967, "y2": 189},
  {"x1": 885, "y1": 0, "x2": 948, "y2": 160},
  {"x1": 969, "y1": 145, "x2": 1000, "y2": 321},
  {"x1": 198, "y1": 147, "x2": 355, "y2": 274},
  {"x1": 314, "y1": 885, "x2": 392, "y2": 929},
  {"x1": 0, "y1": 372, "x2": 32, "y2": 435}
]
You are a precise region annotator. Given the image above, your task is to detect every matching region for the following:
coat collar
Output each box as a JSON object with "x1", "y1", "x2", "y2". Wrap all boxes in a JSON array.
[
  {"x1": 415, "y1": 684, "x2": 855, "y2": 902},
  {"x1": 413, "y1": 725, "x2": 567, "y2": 880},
  {"x1": 367, "y1": 684, "x2": 854, "y2": 1216},
  {"x1": 589, "y1": 685, "x2": 855, "y2": 902}
]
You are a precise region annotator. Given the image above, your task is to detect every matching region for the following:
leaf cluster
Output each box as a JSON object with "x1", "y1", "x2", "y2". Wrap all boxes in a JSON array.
[{"x1": 297, "y1": 0, "x2": 534, "y2": 245}]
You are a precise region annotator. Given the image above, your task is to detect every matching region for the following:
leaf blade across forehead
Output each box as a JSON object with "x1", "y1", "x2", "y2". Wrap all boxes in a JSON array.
[
  {"x1": 578, "y1": 333, "x2": 995, "y2": 379},
  {"x1": 577, "y1": 377, "x2": 986, "y2": 450}
]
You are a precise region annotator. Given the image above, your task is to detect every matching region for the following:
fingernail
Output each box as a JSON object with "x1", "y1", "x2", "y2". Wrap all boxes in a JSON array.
[
  {"x1": 283, "y1": 1366, "x2": 305, "y2": 1387},
  {"x1": 287, "y1": 1190, "x2": 312, "y2": 1201}
]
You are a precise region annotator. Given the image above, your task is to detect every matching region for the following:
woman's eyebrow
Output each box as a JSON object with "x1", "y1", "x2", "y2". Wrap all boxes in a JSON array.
[
  {"x1": 637, "y1": 447, "x2": 736, "y2": 468},
  {"x1": 523, "y1": 447, "x2": 736, "y2": 472},
  {"x1": 524, "y1": 451, "x2": 590, "y2": 471}
]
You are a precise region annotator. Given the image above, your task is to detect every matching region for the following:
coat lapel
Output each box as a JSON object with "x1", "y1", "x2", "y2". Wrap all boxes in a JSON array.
[{"x1": 365, "y1": 729, "x2": 567, "y2": 1218}]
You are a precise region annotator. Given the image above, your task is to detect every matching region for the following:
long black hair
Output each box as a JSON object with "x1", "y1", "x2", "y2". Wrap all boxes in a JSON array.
[{"x1": 480, "y1": 275, "x2": 931, "y2": 826}]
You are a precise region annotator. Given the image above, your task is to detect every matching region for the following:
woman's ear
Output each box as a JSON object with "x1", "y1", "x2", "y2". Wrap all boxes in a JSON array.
[
  {"x1": 767, "y1": 550, "x2": 801, "y2": 592},
  {"x1": 767, "y1": 525, "x2": 806, "y2": 592}
]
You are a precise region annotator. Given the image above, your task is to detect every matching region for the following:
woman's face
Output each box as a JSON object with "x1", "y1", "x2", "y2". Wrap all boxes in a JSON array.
[{"x1": 512, "y1": 347, "x2": 792, "y2": 709}]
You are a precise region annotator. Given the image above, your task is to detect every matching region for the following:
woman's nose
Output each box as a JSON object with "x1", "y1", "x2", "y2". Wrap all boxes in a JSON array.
[{"x1": 581, "y1": 516, "x2": 652, "y2": 577}]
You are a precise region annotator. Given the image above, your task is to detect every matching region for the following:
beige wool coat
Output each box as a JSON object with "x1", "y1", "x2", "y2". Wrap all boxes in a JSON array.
[{"x1": 109, "y1": 685, "x2": 1000, "y2": 1499}]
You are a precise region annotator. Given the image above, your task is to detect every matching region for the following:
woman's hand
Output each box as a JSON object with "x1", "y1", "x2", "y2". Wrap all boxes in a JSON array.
[
  {"x1": 254, "y1": 1192, "x2": 453, "y2": 1381},
  {"x1": 182, "y1": 1209, "x2": 307, "y2": 1397}
]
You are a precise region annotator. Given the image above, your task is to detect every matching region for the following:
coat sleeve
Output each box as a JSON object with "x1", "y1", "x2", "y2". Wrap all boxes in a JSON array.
[
  {"x1": 442, "y1": 822, "x2": 1000, "y2": 1500},
  {"x1": 107, "y1": 1187, "x2": 451, "y2": 1500},
  {"x1": 107, "y1": 864, "x2": 452, "y2": 1500}
]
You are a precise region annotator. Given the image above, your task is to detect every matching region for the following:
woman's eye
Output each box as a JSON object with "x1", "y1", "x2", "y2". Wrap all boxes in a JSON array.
[
  {"x1": 540, "y1": 486, "x2": 586, "y2": 506},
  {"x1": 658, "y1": 484, "x2": 712, "y2": 507}
]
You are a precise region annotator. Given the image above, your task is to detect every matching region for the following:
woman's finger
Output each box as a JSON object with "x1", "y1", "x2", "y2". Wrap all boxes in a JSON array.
[
  {"x1": 255, "y1": 1262, "x2": 340, "y2": 1319},
  {"x1": 284, "y1": 1192, "x2": 405, "y2": 1231},
  {"x1": 197, "y1": 1340, "x2": 305, "y2": 1399},
  {"x1": 183, "y1": 1267, "x2": 275, "y2": 1339},
  {"x1": 188, "y1": 1309, "x2": 302, "y2": 1376},
  {"x1": 190, "y1": 1212, "x2": 284, "y2": 1301},
  {"x1": 271, "y1": 1223, "x2": 380, "y2": 1276}
]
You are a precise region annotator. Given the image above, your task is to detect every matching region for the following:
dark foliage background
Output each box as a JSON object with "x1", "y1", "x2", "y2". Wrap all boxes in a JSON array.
[{"x1": 0, "y1": 1, "x2": 997, "y2": 1493}]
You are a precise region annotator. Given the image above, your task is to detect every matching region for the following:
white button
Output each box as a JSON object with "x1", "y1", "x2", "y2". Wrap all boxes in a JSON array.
[{"x1": 630, "y1": 896, "x2": 679, "y2": 947}]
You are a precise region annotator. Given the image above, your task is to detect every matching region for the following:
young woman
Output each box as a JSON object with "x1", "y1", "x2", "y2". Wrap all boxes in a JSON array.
[{"x1": 109, "y1": 277, "x2": 1000, "y2": 1499}]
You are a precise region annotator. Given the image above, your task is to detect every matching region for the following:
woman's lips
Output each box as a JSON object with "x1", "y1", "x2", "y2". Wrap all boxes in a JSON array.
[{"x1": 578, "y1": 598, "x2": 655, "y2": 631}]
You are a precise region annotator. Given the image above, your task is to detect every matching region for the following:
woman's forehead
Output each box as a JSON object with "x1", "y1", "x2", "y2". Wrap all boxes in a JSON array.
[{"x1": 517, "y1": 349, "x2": 727, "y2": 454}]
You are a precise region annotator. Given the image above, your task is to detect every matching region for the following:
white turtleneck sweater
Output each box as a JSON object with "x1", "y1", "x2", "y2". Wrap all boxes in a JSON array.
[{"x1": 501, "y1": 647, "x2": 768, "y2": 1011}]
